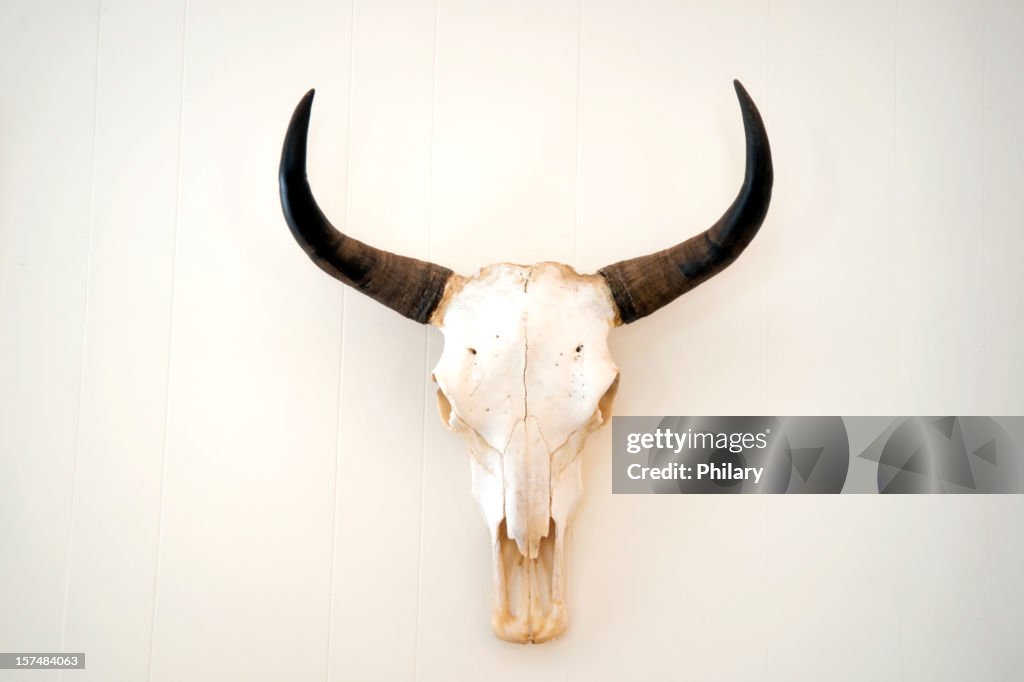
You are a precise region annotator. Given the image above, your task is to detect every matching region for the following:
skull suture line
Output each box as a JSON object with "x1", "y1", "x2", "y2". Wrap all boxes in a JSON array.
[{"x1": 279, "y1": 81, "x2": 772, "y2": 643}]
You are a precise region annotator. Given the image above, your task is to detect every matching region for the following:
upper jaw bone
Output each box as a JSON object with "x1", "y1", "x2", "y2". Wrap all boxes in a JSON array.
[{"x1": 490, "y1": 520, "x2": 568, "y2": 643}]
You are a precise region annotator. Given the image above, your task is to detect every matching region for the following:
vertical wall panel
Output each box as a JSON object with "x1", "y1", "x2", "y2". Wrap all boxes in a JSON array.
[
  {"x1": 327, "y1": 1, "x2": 435, "y2": 679},
  {"x1": 894, "y1": 0, "x2": 986, "y2": 415},
  {"x1": 416, "y1": 0, "x2": 582, "y2": 679},
  {"x1": 766, "y1": 0, "x2": 899, "y2": 414},
  {"x1": 985, "y1": 4, "x2": 1024, "y2": 678},
  {"x1": 991, "y1": 497, "x2": 1024, "y2": 681},
  {"x1": 429, "y1": 0, "x2": 580, "y2": 271},
  {"x1": 0, "y1": 2, "x2": 99, "y2": 675},
  {"x1": 764, "y1": 497, "x2": 902, "y2": 681},
  {"x1": 148, "y1": 1, "x2": 350, "y2": 680},
  {"x1": 892, "y1": 6, "x2": 990, "y2": 677},
  {"x1": 895, "y1": 497, "x2": 993, "y2": 681},
  {"x1": 982, "y1": 0, "x2": 1024, "y2": 414},
  {"x1": 59, "y1": 2, "x2": 183, "y2": 681}
]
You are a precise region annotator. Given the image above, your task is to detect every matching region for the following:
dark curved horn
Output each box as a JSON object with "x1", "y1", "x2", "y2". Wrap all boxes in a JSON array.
[
  {"x1": 279, "y1": 89, "x2": 453, "y2": 323},
  {"x1": 597, "y1": 80, "x2": 773, "y2": 324}
]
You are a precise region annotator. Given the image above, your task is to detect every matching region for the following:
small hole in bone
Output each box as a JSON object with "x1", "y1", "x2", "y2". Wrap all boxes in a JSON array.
[
  {"x1": 575, "y1": 344, "x2": 583, "y2": 353},
  {"x1": 468, "y1": 347, "x2": 477, "y2": 355}
]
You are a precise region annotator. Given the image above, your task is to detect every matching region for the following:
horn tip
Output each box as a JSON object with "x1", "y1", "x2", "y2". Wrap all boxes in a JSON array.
[
  {"x1": 294, "y1": 89, "x2": 316, "y2": 113},
  {"x1": 289, "y1": 89, "x2": 317, "y2": 134},
  {"x1": 732, "y1": 79, "x2": 751, "y2": 102}
]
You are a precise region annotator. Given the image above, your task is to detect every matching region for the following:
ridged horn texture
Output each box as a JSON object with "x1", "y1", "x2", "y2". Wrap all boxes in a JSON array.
[
  {"x1": 597, "y1": 80, "x2": 773, "y2": 325},
  {"x1": 279, "y1": 89, "x2": 453, "y2": 324}
]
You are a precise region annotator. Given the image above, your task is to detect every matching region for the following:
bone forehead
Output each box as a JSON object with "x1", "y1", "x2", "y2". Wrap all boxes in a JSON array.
[{"x1": 432, "y1": 262, "x2": 619, "y2": 453}]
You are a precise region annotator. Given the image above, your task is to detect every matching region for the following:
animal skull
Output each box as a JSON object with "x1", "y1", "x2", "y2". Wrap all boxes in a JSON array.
[
  {"x1": 279, "y1": 81, "x2": 772, "y2": 643},
  {"x1": 431, "y1": 262, "x2": 620, "y2": 642}
]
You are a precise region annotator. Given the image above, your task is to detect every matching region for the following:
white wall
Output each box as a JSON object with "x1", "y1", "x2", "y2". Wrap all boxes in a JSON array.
[{"x1": 1, "y1": 1, "x2": 1022, "y2": 680}]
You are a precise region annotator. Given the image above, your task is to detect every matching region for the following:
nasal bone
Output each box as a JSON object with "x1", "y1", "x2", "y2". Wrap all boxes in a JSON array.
[{"x1": 502, "y1": 416, "x2": 553, "y2": 559}]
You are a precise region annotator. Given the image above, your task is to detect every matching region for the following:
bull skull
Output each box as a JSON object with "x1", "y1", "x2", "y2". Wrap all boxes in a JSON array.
[{"x1": 279, "y1": 81, "x2": 772, "y2": 643}]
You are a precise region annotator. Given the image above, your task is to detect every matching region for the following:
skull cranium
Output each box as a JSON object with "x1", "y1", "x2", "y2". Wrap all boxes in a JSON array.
[{"x1": 279, "y1": 80, "x2": 772, "y2": 642}]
